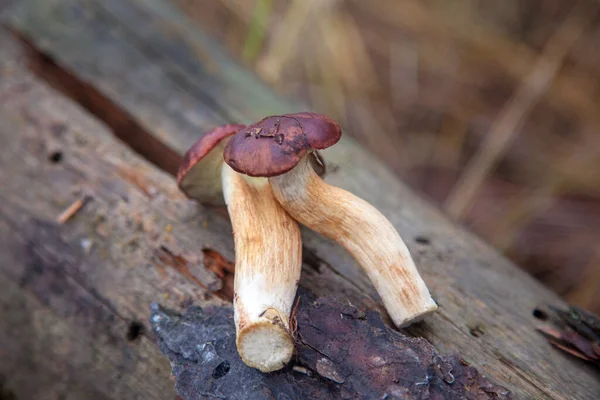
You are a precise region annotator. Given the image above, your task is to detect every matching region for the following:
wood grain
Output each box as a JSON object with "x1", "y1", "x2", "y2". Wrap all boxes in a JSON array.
[
  {"x1": 0, "y1": 32, "x2": 199, "y2": 400},
  {"x1": 2, "y1": 0, "x2": 600, "y2": 398},
  {"x1": 0, "y1": 30, "x2": 371, "y2": 399}
]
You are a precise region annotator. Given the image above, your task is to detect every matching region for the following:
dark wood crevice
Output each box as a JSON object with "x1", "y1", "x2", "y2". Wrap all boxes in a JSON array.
[{"x1": 11, "y1": 29, "x2": 182, "y2": 177}]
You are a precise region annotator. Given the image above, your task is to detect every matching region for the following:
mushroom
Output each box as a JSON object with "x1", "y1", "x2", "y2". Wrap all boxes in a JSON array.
[
  {"x1": 177, "y1": 124, "x2": 246, "y2": 205},
  {"x1": 177, "y1": 124, "x2": 302, "y2": 372},
  {"x1": 224, "y1": 113, "x2": 437, "y2": 328}
]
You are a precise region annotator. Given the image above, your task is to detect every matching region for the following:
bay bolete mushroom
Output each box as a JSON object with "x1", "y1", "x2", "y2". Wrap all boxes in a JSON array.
[
  {"x1": 177, "y1": 124, "x2": 246, "y2": 205},
  {"x1": 177, "y1": 124, "x2": 302, "y2": 372},
  {"x1": 224, "y1": 113, "x2": 438, "y2": 327}
]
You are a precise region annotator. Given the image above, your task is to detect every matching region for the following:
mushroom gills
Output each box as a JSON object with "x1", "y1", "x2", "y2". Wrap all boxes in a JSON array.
[{"x1": 179, "y1": 142, "x2": 226, "y2": 204}]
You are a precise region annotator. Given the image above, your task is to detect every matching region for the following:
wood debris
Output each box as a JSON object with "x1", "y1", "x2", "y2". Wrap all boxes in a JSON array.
[{"x1": 56, "y1": 196, "x2": 88, "y2": 223}]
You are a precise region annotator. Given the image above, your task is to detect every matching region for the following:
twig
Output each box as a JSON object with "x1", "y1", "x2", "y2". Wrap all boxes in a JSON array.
[{"x1": 56, "y1": 196, "x2": 88, "y2": 224}]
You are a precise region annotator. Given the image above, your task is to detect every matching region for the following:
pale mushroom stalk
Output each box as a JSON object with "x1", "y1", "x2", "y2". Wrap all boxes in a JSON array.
[
  {"x1": 177, "y1": 124, "x2": 302, "y2": 372},
  {"x1": 221, "y1": 164, "x2": 301, "y2": 372},
  {"x1": 269, "y1": 155, "x2": 437, "y2": 328}
]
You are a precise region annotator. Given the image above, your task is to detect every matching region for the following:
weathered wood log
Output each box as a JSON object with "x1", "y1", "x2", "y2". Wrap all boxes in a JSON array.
[
  {"x1": 0, "y1": 32, "x2": 192, "y2": 399},
  {"x1": 0, "y1": 29, "x2": 412, "y2": 400},
  {"x1": 1, "y1": 0, "x2": 600, "y2": 398}
]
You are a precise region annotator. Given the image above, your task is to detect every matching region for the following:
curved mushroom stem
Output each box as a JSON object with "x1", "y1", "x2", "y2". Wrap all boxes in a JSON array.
[
  {"x1": 269, "y1": 156, "x2": 437, "y2": 328},
  {"x1": 222, "y1": 164, "x2": 302, "y2": 372}
]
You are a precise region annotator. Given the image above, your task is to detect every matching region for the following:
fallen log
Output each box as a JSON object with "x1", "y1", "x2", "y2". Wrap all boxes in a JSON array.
[{"x1": 1, "y1": 0, "x2": 599, "y2": 398}]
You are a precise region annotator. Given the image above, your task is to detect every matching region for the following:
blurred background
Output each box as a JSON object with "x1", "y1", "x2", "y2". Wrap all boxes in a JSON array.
[{"x1": 171, "y1": 0, "x2": 600, "y2": 313}]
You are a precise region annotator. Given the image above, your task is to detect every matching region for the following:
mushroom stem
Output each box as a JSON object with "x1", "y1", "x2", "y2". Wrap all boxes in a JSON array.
[
  {"x1": 221, "y1": 164, "x2": 302, "y2": 372},
  {"x1": 269, "y1": 156, "x2": 437, "y2": 328}
]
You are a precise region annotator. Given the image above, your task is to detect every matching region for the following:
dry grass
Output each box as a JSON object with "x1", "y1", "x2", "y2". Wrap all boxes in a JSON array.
[{"x1": 173, "y1": 0, "x2": 600, "y2": 313}]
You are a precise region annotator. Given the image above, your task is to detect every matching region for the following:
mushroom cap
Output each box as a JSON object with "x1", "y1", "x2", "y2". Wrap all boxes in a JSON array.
[
  {"x1": 223, "y1": 112, "x2": 341, "y2": 177},
  {"x1": 177, "y1": 124, "x2": 246, "y2": 202}
]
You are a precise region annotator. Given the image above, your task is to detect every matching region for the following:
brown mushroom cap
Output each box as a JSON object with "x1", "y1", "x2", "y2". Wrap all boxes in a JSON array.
[
  {"x1": 223, "y1": 112, "x2": 341, "y2": 177},
  {"x1": 177, "y1": 124, "x2": 246, "y2": 201}
]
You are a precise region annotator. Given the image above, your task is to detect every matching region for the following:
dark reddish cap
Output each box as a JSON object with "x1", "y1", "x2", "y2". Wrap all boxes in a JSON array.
[
  {"x1": 223, "y1": 112, "x2": 341, "y2": 177},
  {"x1": 177, "y1": 124, "x2": 245, "y2": 200}
]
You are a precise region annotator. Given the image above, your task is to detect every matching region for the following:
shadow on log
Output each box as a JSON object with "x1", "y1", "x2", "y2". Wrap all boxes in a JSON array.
[{"x1": 151, "y1": 295, "x2": 510, "y2": 399}]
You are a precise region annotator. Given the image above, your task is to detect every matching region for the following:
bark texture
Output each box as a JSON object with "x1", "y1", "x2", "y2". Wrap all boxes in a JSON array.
[{"x1": 151, "y1": 295, "x2": 510, "y2": 400}]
